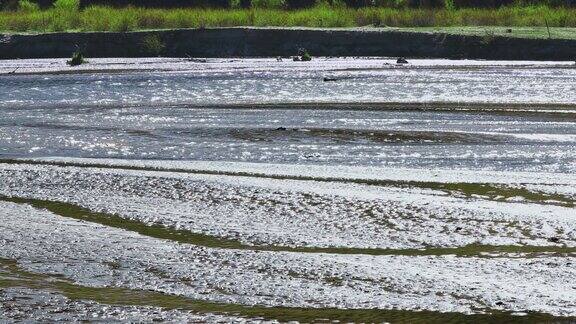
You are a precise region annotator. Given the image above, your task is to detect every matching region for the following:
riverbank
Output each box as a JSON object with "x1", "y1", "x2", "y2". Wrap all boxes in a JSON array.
[{"x1": 2, "y1": 27, "x2": 576, "y2": 60}]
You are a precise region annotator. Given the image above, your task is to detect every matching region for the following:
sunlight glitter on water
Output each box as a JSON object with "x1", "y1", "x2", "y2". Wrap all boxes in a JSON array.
[{"x1": 1, "y1": 58, "x2": 576, "y2": 106}]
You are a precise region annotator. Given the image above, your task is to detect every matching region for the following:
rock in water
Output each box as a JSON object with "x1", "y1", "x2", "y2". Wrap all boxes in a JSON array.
[{"x1": 397, "y1": 57, "x2": 409, "y2": 64}]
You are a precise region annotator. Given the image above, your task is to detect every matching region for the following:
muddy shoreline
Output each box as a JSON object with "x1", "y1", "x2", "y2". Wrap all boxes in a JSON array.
[{"x1": 2, "y1": 27, "x2": 576, "y2": 60}]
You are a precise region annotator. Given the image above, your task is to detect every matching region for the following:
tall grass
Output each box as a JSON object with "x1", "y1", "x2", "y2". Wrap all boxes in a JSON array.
[{"x1": 2, "y1": 5, "x2": 576, "y2": 32}]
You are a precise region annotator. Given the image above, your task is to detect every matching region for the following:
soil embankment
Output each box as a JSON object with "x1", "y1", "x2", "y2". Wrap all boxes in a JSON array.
[{"x1": 1, "y1": 27, "x2": 576, "y2": 60}]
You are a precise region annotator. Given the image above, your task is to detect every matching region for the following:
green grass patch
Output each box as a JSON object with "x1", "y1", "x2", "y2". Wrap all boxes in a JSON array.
[
  {"x1": 2, "y1": 158, "x2": 574, "y2": 208},
  {"x1": 1, "y1": 195, "x2": 574, "y2": 257},
  {"x1": 3, "y1": 5, "x2": 576, "y2": 32},
  {"x1": 1, "y1": 257, "x2": 573, "y2": 323}
]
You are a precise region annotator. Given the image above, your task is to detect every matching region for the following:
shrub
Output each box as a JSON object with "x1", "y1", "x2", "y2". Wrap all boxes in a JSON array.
[
  {"x1": 480, "y1": 30, "x2": 496, "y2": 44},
  {"x1": 295, "y1": 48, "x2": 312, "y2": 60},
  {"x1": 18, "y1": 0, "x2": 40, "y2": 12},
  {"x1": 285, "y1": 0, "x2": 317, "y2": 9},
  {"x1": 78, "y1": 0, "x2": 231, "y2": 8},
  {"x1": 453, "y1": 0, "x2": 514, "y2": 7},
  {"x1": 53, "y1": 0, "x2": 78, "y2": 11},
  {"x1": 141, "y1": 34, "x2": 165, "y2": 55},
  {"x1": 407, "y1": 0, "x2": 444, "y2": 7},
  {"x1": 67, "y1": 50, "x2": 86, "y2": 66},
  {"x1": 1, "y1": 0, "x2": 20, "y2": 10},
  {"x1": 252, "y1": 0, "x2": 284, "y2": 7},
  {"x1": 343, "y1": 0, "x2": 373, "y2": 8}
]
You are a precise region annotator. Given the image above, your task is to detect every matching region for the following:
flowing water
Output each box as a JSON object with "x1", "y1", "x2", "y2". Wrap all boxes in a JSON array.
[{"x1": 0, "y1": 58, "x2": 575, "y2": 323}]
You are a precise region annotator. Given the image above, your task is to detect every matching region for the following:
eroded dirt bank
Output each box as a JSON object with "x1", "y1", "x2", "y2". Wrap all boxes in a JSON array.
[{"x1": 2, "y1": 27, "x2": 576, "y2": 60}]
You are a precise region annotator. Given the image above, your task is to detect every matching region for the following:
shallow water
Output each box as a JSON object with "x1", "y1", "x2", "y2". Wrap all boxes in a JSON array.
[
  {"x1": 1, "y1": 106, "x2": 575, "y2": 172},
  {"x1": 0, "y1": 58, "x2": 575, "y2": 322},
  {"x1": 1, "y1": 58, "x2": 576, "y2": 106}
]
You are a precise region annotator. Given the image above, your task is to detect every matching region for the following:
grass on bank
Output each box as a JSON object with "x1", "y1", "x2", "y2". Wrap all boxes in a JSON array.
[
  {"x1": 3, "y1": 1, "x2": 576, "y2": 33},
  {"x1": 397, "y1": 26, "x2": 576, "y2": 39}
]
